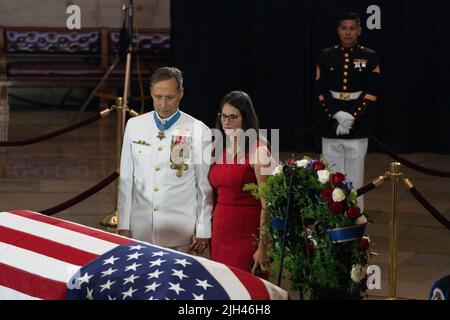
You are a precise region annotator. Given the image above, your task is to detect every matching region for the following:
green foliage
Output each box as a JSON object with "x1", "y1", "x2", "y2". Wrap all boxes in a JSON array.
[{"x1": 245, "y1": 158, "x2": 372, "y2": 300}]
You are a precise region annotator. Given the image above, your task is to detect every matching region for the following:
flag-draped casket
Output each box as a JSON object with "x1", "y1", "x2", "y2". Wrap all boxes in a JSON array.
[{"x1": 0, "y1": 210, "x2": 288, "y2": 300}]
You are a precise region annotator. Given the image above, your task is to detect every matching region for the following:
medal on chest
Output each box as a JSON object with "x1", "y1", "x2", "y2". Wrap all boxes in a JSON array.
[
  {"x1": 156, "y1": 131, "x2": 165, "y2": 140},
  {"x1": 353, "y1": 58, "x2": 368, "y2": 71},
  {"x1": 170, "y1": 128, "x2": 192, "y2": 177},
  {"x1": 153, "y1": 111, "x2": 181, "y2": 141}
]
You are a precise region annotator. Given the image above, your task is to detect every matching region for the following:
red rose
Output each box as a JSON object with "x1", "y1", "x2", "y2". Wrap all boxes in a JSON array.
[
  {"x1": 330, "y1": 172, "x2": 346, "y2": 186},
  {"x1": 347, "y1": 206, "x2": 361, "y2": 220},
  {"x1": 312, "y1": 160, "x2": 325, "y2": 171},
  {"x1": 330, "y1": 201, "x2": 344, "y2": 214},
  {"x1": 360, "y1": 238, "x2": 370, "y2": 251},
  {"x1": 286, "y1": 158, "x2": 295, "y2": 165},
  {"x1": 320, "y1": 188, "x2": 333, "y2": 204}
]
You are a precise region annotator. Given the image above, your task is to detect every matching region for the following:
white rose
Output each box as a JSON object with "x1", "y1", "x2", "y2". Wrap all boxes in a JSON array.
[
  {"x1": 317, "y1": 170, "x2": 330, "y2": 184},
  {"x1": 272, "y1": 164, "x2": 283, "y2": 176},
  {"x1": 332, "y1": 188, "x2": 346, "y2": 202},
  {"x1": 356, "y1": 215, "x2": 368, "y2": 225},
  {"x1": 350, "y1": 264, "x2": 367, "y2": 283},
  {"x1": 296, "y1": 159, "x2": 309, "y2": 168}
]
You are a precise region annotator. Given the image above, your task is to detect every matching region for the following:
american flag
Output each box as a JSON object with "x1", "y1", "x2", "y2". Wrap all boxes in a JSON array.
[{"x1": 0, "y1": 210, "x2": 288, "y2": 300}]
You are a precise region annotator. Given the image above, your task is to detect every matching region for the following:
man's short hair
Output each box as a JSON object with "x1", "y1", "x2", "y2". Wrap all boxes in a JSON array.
[
  {"x1": 150, "y1": 67, "x2": 183, "y2": 90},
  {"x1": 338, "y1": 12, "x2": 361, "y2": 27}
]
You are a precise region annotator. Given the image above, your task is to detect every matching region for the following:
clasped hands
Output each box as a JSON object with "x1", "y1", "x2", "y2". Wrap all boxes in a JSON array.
[
  {"x1": 189, "y1": 235, "x2": 210, "y2": 254},
  {"x1": 333, "y1": 111, "x2": 355, "y2": 136}
]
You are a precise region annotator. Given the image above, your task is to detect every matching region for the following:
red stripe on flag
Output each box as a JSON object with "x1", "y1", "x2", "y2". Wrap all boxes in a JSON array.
[
  {"x1": 228, "y1": 266, "x2": 270, "y2": 300},
  {"x1": 9, "y1": 210, "x2": 134, "y2": 245},
  {"x1": 0, "y1": 225, "x2": 98, "y2": 266},
  {"x1": 0, "y1": 262, "x2": 67, "y2": 300}
]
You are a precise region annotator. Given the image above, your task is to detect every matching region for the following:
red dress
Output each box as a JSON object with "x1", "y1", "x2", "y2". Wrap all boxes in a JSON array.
[{"x1": 209, "y1": 152, "x2": 261, "y2": 273}]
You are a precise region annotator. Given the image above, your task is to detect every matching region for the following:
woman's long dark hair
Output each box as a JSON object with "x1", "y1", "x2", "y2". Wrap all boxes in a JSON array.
[
  {"x1": 215, "y1": 91, "x2": 260, "y2": 133},
  {"x1": 214, "y1": 91, "x2": 262, "y2": 159}
]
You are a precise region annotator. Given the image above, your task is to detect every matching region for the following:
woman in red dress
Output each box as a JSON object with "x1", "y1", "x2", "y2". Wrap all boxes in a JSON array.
[{"x1": 209, "y1": 91, "x2": 274, "y2": 276}]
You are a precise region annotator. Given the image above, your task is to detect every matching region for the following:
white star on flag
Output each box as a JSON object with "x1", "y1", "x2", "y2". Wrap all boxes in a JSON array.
[
  {"x1": 193, "y1": 293, "x2": 204, "y2": 300},
  {"x1": 147, "y1": 269, "x2": 164, "y2": 280},
  {"x1": 144, "y1": 282, "x2": 161, "y2": 292},
  {"x1": 86, "y1": 287, "x2": 94, "y2": 300},
  {"x1": 124, "y1": 262, "x2": 142, "y2": 272},
  {"x1": 168, "y1": 282, "x2": 185, "y2": 295},
  {"x1": 103, "y1": 255, "x2": 119, "y2": 265},
  {"x1": 129, "y1": 245, "x2": 145, "y2": 250},
  {"x1": 149, "y1": 258, "x2": 167, "y2": 268},
  {"x1": 99, "y1": 280, "x2": 116, "y2": 292},
  {"x1": 123, "y1": 274, "x2": 140, "y2": 285},
  {"x1": 174, "y1": 258, "x2": 192, "y2": 267},
  {"x1": 172, "y1": 269, "x2": 188, "y2": 281},
  {"x1": 151, "y1": 251, "x2": 168, "y2": 257},
  {"x1": 108, "y1": 295, "x2": 117, "y2": 300},
  {"x1": 101, "y1": 267, "x2": 117, "y2": 277},
  {"x1": 196, "y1": 279, "x2": 213, "y2": 290},
  {"x1": 78, "y1": 272, "x2": 93, "y2": 285},
  {"x1": 121, "y1": 287, "x2": 138, "y2": 300},
  {"x1": 127, "y1": 252, "x2": 144, "y2": 260}
]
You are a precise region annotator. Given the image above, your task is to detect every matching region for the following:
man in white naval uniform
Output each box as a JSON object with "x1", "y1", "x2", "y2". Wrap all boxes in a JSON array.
[{"x1": 117, "y1": 67, "x2": 213, "y2": 254}]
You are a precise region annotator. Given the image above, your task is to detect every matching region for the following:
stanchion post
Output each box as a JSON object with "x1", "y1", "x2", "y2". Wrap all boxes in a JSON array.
[
  {"x1": 387, "y1": 162, "x2": 402, "y2": 299},
  {"x1": 100, "y1": 0, "x2": 135, "y2": 228},
  {"x1": 100, "y1": 97, "x2": 125, "y2": 227},
  {"x1": 100, "y1": 97, "x2": 126, "y2": 227}
]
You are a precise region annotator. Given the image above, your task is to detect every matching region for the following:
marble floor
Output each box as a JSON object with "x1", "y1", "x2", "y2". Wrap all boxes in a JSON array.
[{"x1": 1, "y1": 111, "x2": 449, "y2": 300}]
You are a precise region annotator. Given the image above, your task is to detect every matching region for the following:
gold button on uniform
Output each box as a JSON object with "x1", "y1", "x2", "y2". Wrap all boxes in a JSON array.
[
  {"x1": 157, "y1": 146, "x2": 163, "y2": 151},
  {"x1": 343, "y1": 86, "x2": 348, "y2": 91},
  {"x1": 343, "y1": 79, "x2": 348, "y2": 84},
  {"x1": 153, "y1": 207, "x2": 159, "y2": 212},
  {"x1": 344, "y1": 65, "x2": 348, "y2": 70},
  {"x1": 155, "y1": 167, "x2": 161, "y2": 171},
  {"x1": 345, "y1": 53, "x2": 349, "y2": 58},
  {"x1": 344, "y1": 72, "x2": 348, "y2": 76},
  {"x1": 345, "y1": 59, "x2": 349, "y2": 63},
  {"x1": 153, "y1": 187, "x2": 159, "y2": 192}
]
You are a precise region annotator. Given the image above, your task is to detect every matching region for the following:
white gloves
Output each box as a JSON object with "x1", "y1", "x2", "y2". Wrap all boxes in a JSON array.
[
  {"x1": 333, "y1": 111, "x2": 355, "y2": 136},
  {"x1": 336, "y1": 124, "x2": 350, "y2": 135}
]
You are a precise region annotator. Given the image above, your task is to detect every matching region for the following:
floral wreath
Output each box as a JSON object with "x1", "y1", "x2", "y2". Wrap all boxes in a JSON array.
[{"x1": 244, "y1": 156, "x2": 376, "y2": 299}]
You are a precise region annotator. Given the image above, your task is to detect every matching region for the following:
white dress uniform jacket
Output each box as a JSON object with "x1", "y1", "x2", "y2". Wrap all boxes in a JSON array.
[{"x1": 117, "y1": 111, "x2": 213, "y2": 248}]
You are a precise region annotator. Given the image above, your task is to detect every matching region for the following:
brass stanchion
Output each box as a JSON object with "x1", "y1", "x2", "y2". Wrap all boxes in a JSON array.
[
  {"x1": 387, "y1": 162, "x2": 402, "y2": 299},
  {"x1": 100, "y1": 0, "x2": 138, "y2": 228},
  {"x1": 100, "y1": 97, "x2": 126, "y2": 228}
]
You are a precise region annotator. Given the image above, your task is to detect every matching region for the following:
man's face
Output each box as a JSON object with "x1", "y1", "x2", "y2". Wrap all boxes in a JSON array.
[
  {"x1": 337, "y1": 19, "x2": 361, "y2": 48},
  {"x1": 150, "y1": 77, "x2": 183, "y2": 119}
]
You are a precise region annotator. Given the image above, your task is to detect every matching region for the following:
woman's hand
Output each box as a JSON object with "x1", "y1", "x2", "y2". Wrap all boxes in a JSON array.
[
  {"x1": 252, "y1": 242, "x2": 271, "y2": 275},
  {"x1": 189, "y1": 235, "x2": 210, "y2": 254}
]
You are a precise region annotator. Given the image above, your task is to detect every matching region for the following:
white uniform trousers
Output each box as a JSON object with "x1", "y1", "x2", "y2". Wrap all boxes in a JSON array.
[{"x1": 322, "y1": 138, "x2": 368, "y2": 211}]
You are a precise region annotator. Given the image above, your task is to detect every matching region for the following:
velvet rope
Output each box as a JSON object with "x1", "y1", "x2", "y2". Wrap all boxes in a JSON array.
[
  {"x1": 279, "y1": 120, "x2": 325, "y2": 148},
  {"x1": 369, "y1": 134, "x2": 450, "y2": 178},
  {"x1": 356, "y1": 182, "x2": 376, "y2": 197},
  {"x1": 408, "y1": 186, "x2": 450, "y2": 230},
  {"x1": 40, "y1": 171, "x2": 119, "y2": 216},
  {"x1": 0, "y1": 113, "x2": 102, "y2": 147}
]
